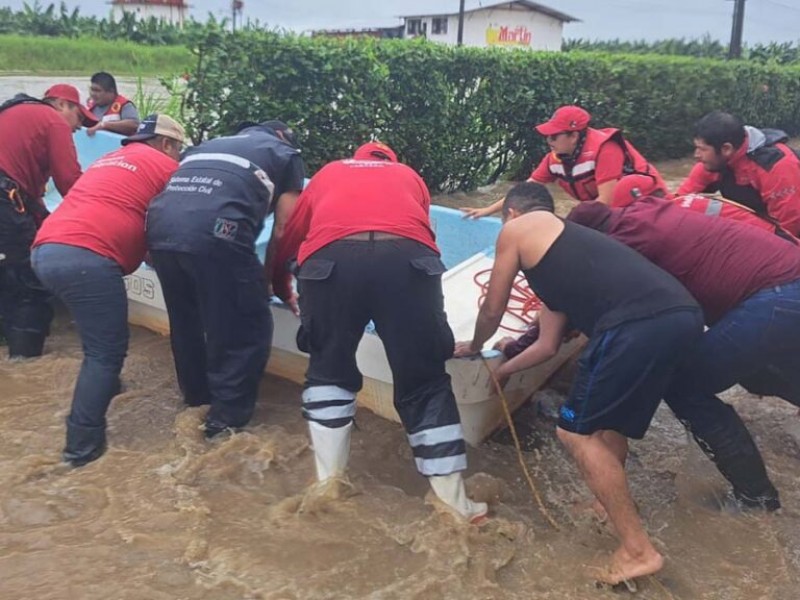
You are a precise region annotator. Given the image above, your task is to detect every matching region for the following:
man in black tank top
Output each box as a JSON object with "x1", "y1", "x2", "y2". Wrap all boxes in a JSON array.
[{"x1": 455, "y1": 188, "x2": 702, "y2": 585}]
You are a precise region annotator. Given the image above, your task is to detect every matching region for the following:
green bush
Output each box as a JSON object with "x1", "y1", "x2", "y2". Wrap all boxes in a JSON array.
[{"x1": 179, "y1": 30, "x2": 800, "y2": 191}]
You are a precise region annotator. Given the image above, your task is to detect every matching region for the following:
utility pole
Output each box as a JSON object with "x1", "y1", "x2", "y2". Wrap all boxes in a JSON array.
[
  {"x1": 457, "y1": 0, "x2": 465, "y2": 46},
  {"x1": 728, "y1": 0, "x2": 747, "y2": 59},
  {"x1": 232, "y1": 0, "x2": 244, "y2": 33}
]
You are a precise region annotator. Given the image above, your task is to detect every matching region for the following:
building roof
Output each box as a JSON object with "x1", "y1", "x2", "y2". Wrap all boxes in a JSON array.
[
  {"x1": 111, "y1": 0, "x2": 189, "y2": 7},
  {"x1": 400, "y1": 1, "x2": 578, "y2": 23}
]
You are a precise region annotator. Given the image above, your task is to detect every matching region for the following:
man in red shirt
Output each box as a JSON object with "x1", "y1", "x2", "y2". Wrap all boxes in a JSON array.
[
  {"x1": 613, "y1": 173, "x2": 797, "y2": 241},
  {"x1": 0, "y1": 83, "x2": 97, "y2": 357},
  {"x1": 677, "y1": 111, "x2": 800, "y2": 235},
  {"x1": 273, "y1": 142, "x2": 488, "y2": 524},
  {"x1": 460, "y1": 105, "x2": 667, "y2": 218},
  {"x1": 569, "y1": 197, "x2": 800, "y2": 511},
  {"x1": 31, "y1": 114, "x2": 184, "y2": 467}
]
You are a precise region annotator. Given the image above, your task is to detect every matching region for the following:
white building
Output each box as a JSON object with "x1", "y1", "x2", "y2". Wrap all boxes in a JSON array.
[
  {"x1": 110, "y1": 0, "x2": 189, "y2": 27},
  {"x1": 401, "y1": 1, "x2": 578, "y2": 51}
]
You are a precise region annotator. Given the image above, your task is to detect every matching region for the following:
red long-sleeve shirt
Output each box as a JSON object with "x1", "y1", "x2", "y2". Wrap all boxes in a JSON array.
[
  {"x1": 272, "y1": 158, "x2": 438, "y2": 302},
  {"x1": 678, "y1": 139, "x2": 800, "y2": 235},
  {"x1": 0, "y1": 103, "x2": 82, "y2": 200}
]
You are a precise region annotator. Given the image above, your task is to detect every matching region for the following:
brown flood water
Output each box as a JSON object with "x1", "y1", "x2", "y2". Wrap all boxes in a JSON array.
[{"x1": 2, "y1": 157, "x2": 800, "y2": 599}]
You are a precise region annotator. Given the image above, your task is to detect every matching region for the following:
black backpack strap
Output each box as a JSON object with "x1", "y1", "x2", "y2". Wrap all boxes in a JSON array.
[
  {"x1": 610, "y1": 130, "x2": 652, "y2": 177},
  {"x1": 0, "y1": 94, "x2": 48, "y2": 115}
]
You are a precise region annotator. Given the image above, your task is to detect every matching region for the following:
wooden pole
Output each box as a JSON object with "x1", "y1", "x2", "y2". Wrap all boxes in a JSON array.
[
  {"x1": 728, "y1": 0, "x2": 747, "y2": 59},
  {"x1": 457, "y1": 0, "x2": 466, "y2": 46}
]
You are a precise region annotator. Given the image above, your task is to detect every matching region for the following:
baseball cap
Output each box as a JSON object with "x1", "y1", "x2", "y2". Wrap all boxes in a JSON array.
[
  {"x1": 43, "y1": 83, "x2": 98, "y2": 126},
  {"x1": 236, "y1": 119, "x2": 298, "y2": 148},
  {"x1": 611, "y1": 174, "x2": 660, "y2": 207},
  {"x1": 353, "y1": 141, "x2": 398, "y2": 163},
  {"x1": 122, "y1": 114, "x2": 186, "y2": 146},
  {"x1": 535, "y1": 105, "x2": 591, "y2": 136}
]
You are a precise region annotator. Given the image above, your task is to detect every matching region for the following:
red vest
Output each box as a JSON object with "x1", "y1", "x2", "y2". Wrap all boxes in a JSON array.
[
  {"x1": 546, "y1": 128, "x2": 664, "y2": 202},
  {"x1": 87, "y1": 93, "x2": 130, "y2": 120}
]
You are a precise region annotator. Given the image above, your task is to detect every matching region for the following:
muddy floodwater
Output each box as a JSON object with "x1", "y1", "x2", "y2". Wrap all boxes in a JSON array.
[{"x1": 3, "y1": 162, "x2": 800, "y2": 599}]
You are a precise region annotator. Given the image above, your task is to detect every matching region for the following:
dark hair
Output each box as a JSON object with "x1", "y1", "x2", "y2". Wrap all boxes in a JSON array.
[
  {"x1": 502, "y1": 182, "x2": 555, "y2": 217},
  {"x1": 91, "y1": 72, "x2": 117, "y2": 94},
  {"x1": 693, "y1": 111, "x2": 746, "y2": 152}
]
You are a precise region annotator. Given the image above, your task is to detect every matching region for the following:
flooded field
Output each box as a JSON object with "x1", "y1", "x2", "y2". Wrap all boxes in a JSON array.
[
  {"x1": 3, "y1": 307, "x2": 800, "y2": 599},
  {"x1": 3, "y1": 158, "x2": 800, "y2": 598}
]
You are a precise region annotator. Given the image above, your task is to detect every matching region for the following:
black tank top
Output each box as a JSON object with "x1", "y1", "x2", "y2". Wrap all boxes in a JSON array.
[{"x1": 523, "y1": 220, "x2": 698, "y2": 335}]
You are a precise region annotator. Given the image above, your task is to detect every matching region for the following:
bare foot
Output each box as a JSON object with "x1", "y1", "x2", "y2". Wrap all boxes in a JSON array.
[{"x1": 590, "y1": 546, "x2": 664, "y2": 585}]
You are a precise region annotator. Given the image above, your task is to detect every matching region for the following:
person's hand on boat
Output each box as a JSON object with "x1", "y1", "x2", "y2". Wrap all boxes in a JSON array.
[
  {"x1": 86, "y1": 122, "x2": 103, "y2": 137},
  {"x1": 492, "y1": 336, "x2": 515, "y2": 353},
  {"x1": 459, "y1": 197, "x2": 504, "y2": 219},
  {"x1": 454, "y1": 340, "x2": 481, "y2": 357}
]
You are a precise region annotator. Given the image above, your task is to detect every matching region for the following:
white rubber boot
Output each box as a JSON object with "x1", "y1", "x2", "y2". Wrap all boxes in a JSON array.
[
  {"x1": 308, "y1": 421, "x2": 352, "y2": 482},
  {"x1": 428, "y1": 472, "x2": 489, "y2": 524}
]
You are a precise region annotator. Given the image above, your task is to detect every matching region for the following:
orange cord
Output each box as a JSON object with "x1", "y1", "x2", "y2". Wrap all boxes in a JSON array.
[{"x1": 473, "y1": 269, "x2": 541, "y2": 333}]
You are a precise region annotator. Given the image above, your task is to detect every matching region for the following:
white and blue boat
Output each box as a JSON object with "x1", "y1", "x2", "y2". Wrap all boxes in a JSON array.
[{"x1": 45, "y1": 132, "x2": 584, "y2": 445}]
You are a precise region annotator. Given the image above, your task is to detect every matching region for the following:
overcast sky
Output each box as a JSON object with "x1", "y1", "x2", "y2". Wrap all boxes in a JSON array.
[{"x1": 3, "y1": 0, "x2": 800, "y2": 44}]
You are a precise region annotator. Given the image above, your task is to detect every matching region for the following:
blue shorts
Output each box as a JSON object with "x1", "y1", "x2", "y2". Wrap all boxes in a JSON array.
[{"x1": 559, "y1": 308, "x2": 703, "y2": 439}]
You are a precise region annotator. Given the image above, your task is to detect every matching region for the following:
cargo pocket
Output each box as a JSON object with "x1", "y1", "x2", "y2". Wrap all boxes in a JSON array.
[
  {"x1": 409, "y1": 255, "x2": 453, "y2": 360},
  {"x1": 409, "y1": 256, "x2": 446, "y2": 277},
  {"x1": 296, "y1": 259, "x2": 336, "y2": 354},
  {"x1": 297, "y1": 258, "x2": 336, "y2": 282},
  {"x1": 235, "y1": 265, "x2": 269, "y2": 315}
]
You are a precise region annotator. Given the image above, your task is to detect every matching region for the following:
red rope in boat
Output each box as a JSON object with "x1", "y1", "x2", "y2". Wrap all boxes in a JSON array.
[{"x1": 473, "y1": 269, "x2": 542, "y2": 333}]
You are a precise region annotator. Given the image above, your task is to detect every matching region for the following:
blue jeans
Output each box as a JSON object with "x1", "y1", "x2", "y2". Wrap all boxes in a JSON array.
[
  {"x1": 669, "y1": 279, "x2": 800, "y2": 402},
  {"x1": 665, "y1": 279, "x2": 800, "y2": 507},
  {"x1": 31, "y1": 244, "x2": 128, "y2": 430}
]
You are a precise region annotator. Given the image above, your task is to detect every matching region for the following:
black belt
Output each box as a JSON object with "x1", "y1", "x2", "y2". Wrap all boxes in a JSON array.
[{"x1": 341, "y1": 231, "x2": 406, "y2": 241}]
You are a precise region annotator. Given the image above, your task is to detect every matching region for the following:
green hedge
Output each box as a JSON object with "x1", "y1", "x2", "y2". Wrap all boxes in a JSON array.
[{"x1": 181, "y1": 30, "x2": 800, "y2": 191}]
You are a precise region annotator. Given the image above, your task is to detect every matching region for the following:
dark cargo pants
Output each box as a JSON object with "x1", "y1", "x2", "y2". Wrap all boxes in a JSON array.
[
  {"x1": 151, "y1": 247, "x2": 272, "y2": 429},
  {"x1": 297, "y1": 237, "x2": 467, "y2": 476}
]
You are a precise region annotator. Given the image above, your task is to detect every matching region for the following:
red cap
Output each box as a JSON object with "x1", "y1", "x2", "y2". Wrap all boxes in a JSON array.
[
  {"x1": 535, "y1": 105, "x2": 590, "y2": 136},
  {"x1": 353, "y1": 141, "x2": 398, "y2": 163},
  {"x1": 611, "y1": 174, "x2": 660, "y2": 208},
  {"x1": 43, "y1": 84, "x2": 99, "y2": 126}
]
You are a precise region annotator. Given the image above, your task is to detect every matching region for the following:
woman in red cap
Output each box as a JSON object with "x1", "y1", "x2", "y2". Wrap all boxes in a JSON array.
[{"x1": 461, "y1": 105, "x2": 667, "y2": 218}]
